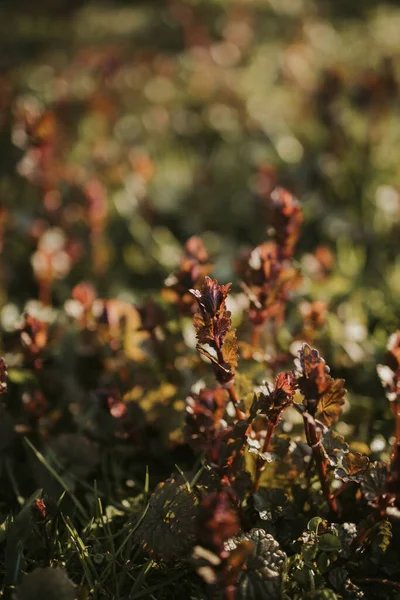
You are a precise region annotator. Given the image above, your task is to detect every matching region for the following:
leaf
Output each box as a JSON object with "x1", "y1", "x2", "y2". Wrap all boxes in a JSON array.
[
  {"x1": 256, "y1": 372, "x2": 296, "y2": 424},
  {"x1": 221, "y1": 329, "x2": 238, "y2": 371},
  {"x1": 253, "y1": 488, "x2": 289, "y2": 522},
  {"x1": 318, "y1": 533, "x2": 341, "y2": 552},
  {"x1": 15, "y1": 567, "x2": 76, "y2": 600},
  {"x1": 316, "y1": 378, "x2": 346, "y2": 427},
  {"x1": 225, "y1": 529, "x2": 286, "y2": 600},
  {"x1": 307, "y1": 517, "x2": 323, "y2": 535},
  {"x1": 334, "y1": 452, "x2": 369, "y2": 483},
  {"x1": 191, "y1": 277, "x2": 236, "y2": 383},
  {"x1": 185, "y1": 387, "x2": 229, "y2": 457},
  {"x1": 134, "y1": 479, "x2": 197, "y2": 561},
  {"x1": 295, "y1": 344, "x2": 346, "y2": 425},
  {"x1": 190, "y1": 277, "x2": 231, "y2": 318},
  {"x1": 197, "y1": 491, "x2": 240, "y2": 552},
  {"x1": 193, "y1": 311, "x2": 213, "y2": 345},
  {"x1": 328, "y1": 566, "x2": 348, "y2": 592},
  {"x1": 268, "y1": 187, "x2": 303, "y2": 257},
  {"x1": 360, "y1": 461, "x2": 388, "y2": 505},
  {"x1": 196, "y1": 345, "x2": 232, "y2": 375},
  {"x1": 321, "y1": 430, "x2": 349, "y2": 466},
  {"x1": 370, "y1": 519, "x2": 392, "y2": 563},
  {"x1": 296, "y1": 344, "x2": 328, "y2": 381}
]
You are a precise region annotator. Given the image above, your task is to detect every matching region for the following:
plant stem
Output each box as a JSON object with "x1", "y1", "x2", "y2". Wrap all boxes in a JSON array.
[
  {"x1": 332, "y1": 481, "x2": 350, "y2": 499},
  {"x1": 303, "y1": 414, "x2": 339, "y2": 517},
  {"x1": 253, "y1": 420, "x2": 276, "y2": 492},
  {"x1": 352, "y1": 578, "x2": 400, "y2": 590},
  {"x1": 227, "y1": 381, "x2": 245, "y2": 421}
]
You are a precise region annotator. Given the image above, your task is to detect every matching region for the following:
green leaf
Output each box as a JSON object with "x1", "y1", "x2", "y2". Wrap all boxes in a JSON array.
[
  {"x1": 316, "y1": 551, "x2": 330, "y2": 573},
  {"x1": 321, "y1": 430, "x2": 349, "y2": 467},
  {"x1": 318, "y1": 533, "x2": 341, "y2": 552},
  {"x1": 370, "y1": 519, "x2": 392, "y2": 563},
  {"x1": 307, "y1": 517, "x2": 323, "y2": 535}
]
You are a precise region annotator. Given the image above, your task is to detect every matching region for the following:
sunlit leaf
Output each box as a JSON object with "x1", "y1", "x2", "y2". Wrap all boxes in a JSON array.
[
  {"x1": 334, "y1": 452, "x2": 369, "y2": 483},
  {"x1": 221, "y1": 329, "x2": 239, "y2": 372},
  {"x1": 321, "y1": 430, "x2": 349, "y2": 466},
  {"x1": 316, "y1": 378, "x2": 346, "y2": 427}
]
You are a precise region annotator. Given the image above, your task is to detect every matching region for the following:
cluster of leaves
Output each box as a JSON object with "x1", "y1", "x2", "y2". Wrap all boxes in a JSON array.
[{"x1": 2, "y1": 182, "x2": 400, "y2": 599}]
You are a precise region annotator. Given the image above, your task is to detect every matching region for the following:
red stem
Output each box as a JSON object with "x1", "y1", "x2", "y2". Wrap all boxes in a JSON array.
[
  {"x1": 253, "y1": 420, "x2": 276, "y2": 492},
  {"x1": 332, "y1": 481, "x2": 350, "y2": 499},
  {"x1": 303, "y1": 414, "x2": 339, "y2": 518},
  {"x1": 227, "y1": 382, "x2": 245, "y2": 421}
]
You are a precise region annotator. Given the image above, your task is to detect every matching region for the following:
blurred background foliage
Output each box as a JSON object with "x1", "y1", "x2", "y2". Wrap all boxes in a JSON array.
[{"x1": 1, "y1": 0, "x2": 400, "y2": 452}]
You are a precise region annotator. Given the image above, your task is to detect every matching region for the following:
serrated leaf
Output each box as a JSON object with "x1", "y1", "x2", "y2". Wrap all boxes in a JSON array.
[
  {"x1": 221, "y1": 329, "x2": 238, "y2": 371},
  {"x1": 253, "y1": 488, "x2": 289, "y2": 522},
  {"x1": 226, "y1": 529, "x2": 286, "y2": 600},
  {"x1": 321, "y1": 430, "x2": 349, "y2": 467},
  {"x1": 334, "y1": 452, "x2": 369, "y2": 483},
  {"x1": 190, "y1": 277, "x2": 231, "y2": 317},
  {"x1": 360, "y1": 461, "x2": 388, "y2": 505},
  {"x1": 316, "y1": 378, "x2": 346, "y2": 427},
  {"x1": 370, "y1": 519, "x2": 392, "y2": 561},
  {"x1": 193, "y1": 311, "x2": 213, "y2": 345},
  {"x1": 134, "y1": 479, "x2": 197, "y2": 561},
  {"x1": 328, "y1": 566, "x2": 348, "y2": 592}
]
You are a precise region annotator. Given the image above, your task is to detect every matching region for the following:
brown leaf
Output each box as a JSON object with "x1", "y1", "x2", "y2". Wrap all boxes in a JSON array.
[
  {"x1": 257, "y1": 371, "x2": 296, "y2": 423},
  {"x1": 197, "y1": 491, "x2": 240, "y2": 552},
  {"x1": 296, "y1": 344, "x2": 345, "y2": 422},
  {"x1": 335, "y1": 451, "x2": 369, "y2": 483},
  {"x1": 268, "y1": 186, "x2": 303, "y2": 258},
  {"x1": 221, "y1": 330, "x2": 238, "y2": 372},
  {"x1": 316, "y1": 378, "x2": 346, "y2": 427},
  {"x1": 193, "y1": 311, "x2": 214, "y2": 345},
  {"x1": 190, "y1": 276, "x2": 231, "y2": 319}
]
